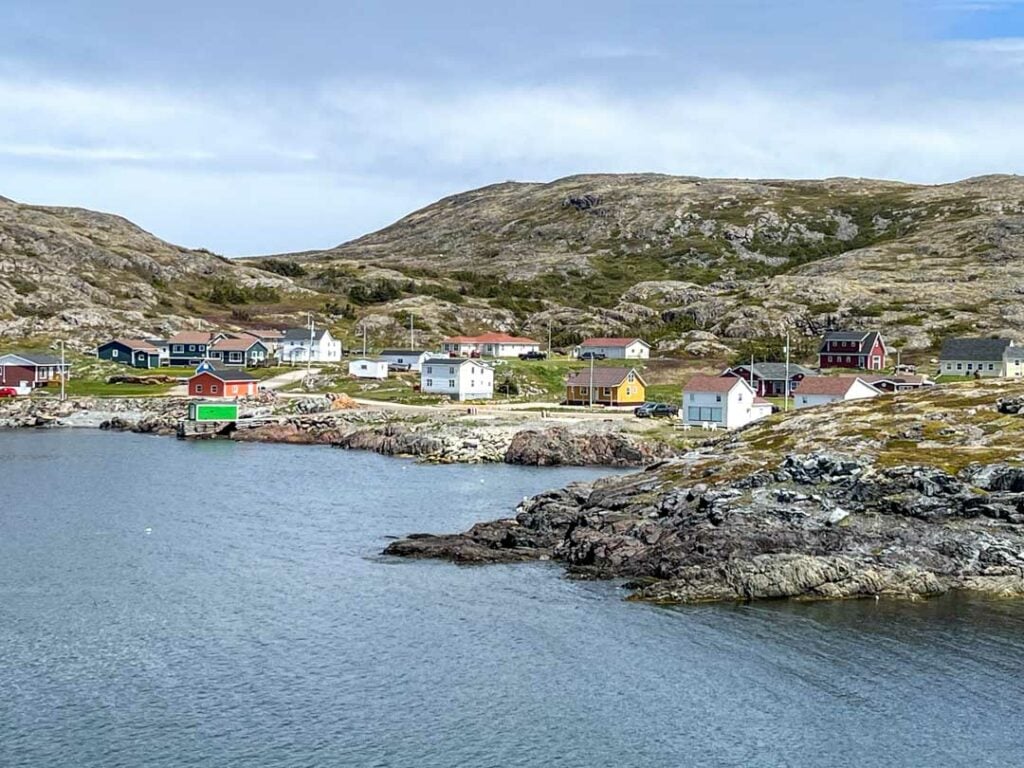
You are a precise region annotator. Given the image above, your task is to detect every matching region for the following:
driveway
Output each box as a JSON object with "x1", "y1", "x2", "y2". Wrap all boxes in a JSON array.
[{"x1": 261, "y1": 368, "x2": 321, "y2": 390}]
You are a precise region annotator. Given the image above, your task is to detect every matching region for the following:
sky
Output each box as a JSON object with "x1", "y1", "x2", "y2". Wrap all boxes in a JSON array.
[{"x1": 3, "y1": 0, "x2": 1024, "y2": 255}]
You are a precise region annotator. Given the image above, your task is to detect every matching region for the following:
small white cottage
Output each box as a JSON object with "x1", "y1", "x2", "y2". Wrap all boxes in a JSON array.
[
  {"x1": 420, "y1": 358, "x2": 494, "y2": 401},
  {"x1": 793, "y1": 376, "x2": 880, "y2": 409},
  {"x1": 681, "y1": 374, "x2": 772, "y2": 430},
  {"x1": 577, "y1": 337, "x2": 651, "y2": 359},
  {"x1": 348, "y1": 359, "x2": 389, "y2": 380},
  {"x1": 379, "y1": 349, "x2": 431, "y2": 372}
]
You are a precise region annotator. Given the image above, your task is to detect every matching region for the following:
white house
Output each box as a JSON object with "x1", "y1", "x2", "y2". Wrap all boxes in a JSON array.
[
  {"x1": 441, "y1": 332, "x2": 540, "y2": 358},
  {"x1": 379, "y1": 349, "x2": 431, "y2": 372},
  {"x1": 682, "y1": 374, "x2": 773, "y2": 430},
  {"x1": 421, "y1": 358, "x2": 494, "y2": 400},
  {"x1": 278, "y1": 327, "x2": 343, "y2": 364},
  {"x1": 577, "y1": 337, "x2": 651, "y2": 359},
  {"x1": 348, "y1": 358, "x2": 389, "y2": 380},
  {"x1": 793, "y1": 376, "x2": 881, "y2": 409},
  {"x1": 939, "y1": 337, "x2": 1019, "y2": 378}
]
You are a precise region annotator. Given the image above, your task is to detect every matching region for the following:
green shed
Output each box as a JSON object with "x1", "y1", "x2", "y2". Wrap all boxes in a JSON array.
[{"x1": 187, "y1": 401, "x2": 239, "y2": 422}]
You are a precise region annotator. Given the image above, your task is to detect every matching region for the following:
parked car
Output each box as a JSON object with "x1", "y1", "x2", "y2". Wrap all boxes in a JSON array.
[
  {"x1": 634, "y1": 402, "x2": 678, "y2": 418},
  {"x1": 519, "y1": 351, "x2": 547, "y2": 360},
  {"x1": 578, "y1": 351, "x2": 606, "y2": 360},
  {"x1": 0, "y1": 387, "x2": 19, "y2": 398}
]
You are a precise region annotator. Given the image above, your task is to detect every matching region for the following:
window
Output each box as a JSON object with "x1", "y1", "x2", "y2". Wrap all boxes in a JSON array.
[
  {"x1": 715, "y1": 394, "x2": 721, "y2": 402},
  {"x1": 687, "y1": 406, "x2": 723, "y2": 422},
  {"x1": 211, "y1": 385, "x2": 218, "y2": 394},
  {"x1": 625, "y1": 386, "x2": 631, "y2": 396},
  {"x1": 189, "y1": 345, "x2": 196, "y2": 352},
  {"x1": 957, "y1": 363, "x2": 963, "y2": 371},
  {"x1": 195, "y1": 384, "x2": 203, "y2": 393},
  {"x1": 449, "y1": 379, "x2": 456, "y2": 387},
  {"x1": 112, "y1": 349, "x2": 119, "y2": 358},
  {"x1": 449, "y1": 367, "x2": 455, "y2": 374},
  {"x1": 967, "y1": 363, "x2": 973, "y2": 370},
  {"x1": 173, "y1": 345, "x2": 184, "y2": 353},
  {"x1": 989, "y1": 363, "x2": 995, "y2": 371},
  {"x1": 689, "y1": 393, "x2": 695, "y2": 401},
  {"x1": 426, "y1": 366, "x2": 432, "y2": 374},
  {"x1": 426, "y1": 379, "x2": 433, "y2": 387},
  {"x1": 845, "y1": 356, "x2": 852, "y2": 363}
]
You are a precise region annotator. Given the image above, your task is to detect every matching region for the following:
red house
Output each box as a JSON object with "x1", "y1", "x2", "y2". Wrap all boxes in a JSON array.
[
  {"x1": 818, "y1": 331, "x2": 886, "y2": 371},
  {"x1": 0, "y1": 352, "x2": 71, "y2": 389},
  {"x1": 188, "y1": 368, "x2": 260, "y2": 398}
]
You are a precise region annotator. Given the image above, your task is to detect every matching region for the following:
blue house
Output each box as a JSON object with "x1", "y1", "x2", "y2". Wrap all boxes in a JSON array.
[{"x1": 97, "y1": 339, "x2": 164, "y2": 369}]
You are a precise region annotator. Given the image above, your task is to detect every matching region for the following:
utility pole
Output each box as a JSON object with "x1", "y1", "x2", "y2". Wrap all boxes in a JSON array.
[
  {"x1": 784, "y1": 331, "x2": 790, "y2": 412},
  {"x1": 362, "y1": 324, "x2": 367, "y2": 356},
  {"x1": 548, "y1": 323, "x2": 552, "y2": 356},
  {"x1": 59, "y1": 339, "x2": 66, "y2": 402},
  {"x1": 306, "y1": 312, "x2": 313, "y2": 378},
  {"x1": 588, "y1": 354, "x2": 595, "y2": 408},
  {"x1": 409, "y1": 313, "x2": 415, "y2": 349}
]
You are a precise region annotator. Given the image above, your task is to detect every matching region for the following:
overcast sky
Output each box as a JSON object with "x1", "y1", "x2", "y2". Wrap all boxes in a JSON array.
[{"x1": 3, "y1": 0, "x2": 1024, "y2": 255}]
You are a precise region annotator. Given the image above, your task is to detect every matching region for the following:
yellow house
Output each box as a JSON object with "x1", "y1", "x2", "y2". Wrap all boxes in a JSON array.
[{"x1": 565, "y1": 366, "x2": 646, "y2": 406}]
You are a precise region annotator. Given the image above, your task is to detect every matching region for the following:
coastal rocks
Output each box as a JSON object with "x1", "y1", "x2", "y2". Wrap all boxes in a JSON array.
[
  {"x1": 504, "y1": 427, "x2": 672, "y2": 467},
  {"x1": 386, "y1": 447, "x2": 1024, "y2": 604},
  {"x1": 997, "y1": 396, "x2": 1024, "y2": 415}
]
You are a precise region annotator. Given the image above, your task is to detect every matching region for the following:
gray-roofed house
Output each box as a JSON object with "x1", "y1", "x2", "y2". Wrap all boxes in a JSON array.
[
  {"x1": 378, "y1": 349, "x2": 431, "y2": 372},
  {"x1": 1005, "y1": 344, "x2": 1024, "y2": 378},
  {"x1": 0, "y1": 352, "x2": 71, "y2": 389},
  {"x1": 939, "y1": 338, "x2": 1014, "y2": 378},
  {"x1": 818, "y1": 330, "x2": 887, "y2": 371},
  {"x1": 722, "y1": 362, "x2": 818, "y2": 397},
  {"x1": 277, "y1": 326, "x2": 342, "y2": 364}
]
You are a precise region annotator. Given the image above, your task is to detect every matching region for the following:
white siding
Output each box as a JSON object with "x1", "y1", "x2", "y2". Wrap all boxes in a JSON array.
[
  {"x1": 681, "y1": 380, "x2": 767, "y2": 429},
  {"x1": 348, "y1": 359, "x2": 388, "y2": 379},
  {"x1": 421, "y1": 361, "x2": 494, "y2": 400},
  {"x1": 578, "y1": 341, "x2": 650, "y2": 359}
]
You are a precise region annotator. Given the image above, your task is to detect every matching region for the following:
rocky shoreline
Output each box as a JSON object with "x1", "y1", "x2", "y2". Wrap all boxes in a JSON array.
[
  {"x1": 0, "y1": 396, "x2": 675, "y2": 467},
  {"x1": 386, "y1": 383, "x2": 1024, "y2": 604}
]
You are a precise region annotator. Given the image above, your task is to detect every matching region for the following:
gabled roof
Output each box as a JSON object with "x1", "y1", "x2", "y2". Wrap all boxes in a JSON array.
[
  {"x1": 1005, "y1": 345, "x2": 1024, "y2": 361},
  {"x1": 566, "y1": 366, "x2": 646, "y2": 388},
  {"x1": 0, "y1": 352, "x2": 65, "y2": 366},
  {"x1": 794, "y1": 376, "x2": 878, "y2": 396},
  {"x1": 210, "y1": 336, "x2": 264, "y2": 352},
  {"x1": 578, "y1": 337, "x2": 650, "y2": 348},
  {"x1": 102, "y1": 338, "x2": 161, "y2": 353},
  {"x1": 726, "y1": 362, "x2": 817, "y2": 380},
  {"x1": 281, "y1": 327, "x2": 328, "y2": 342},
  {"x1": 380, "y1": 349, "x2": 428, "y2": 357},
  {"x1": 684, "y1": 374, "x2": 750, "y2": 394},
  {"x1": 819, "y1": 330, "x2": 884, "y2": 356},
  {"x1": 422, "y1": 357, "x2": 488, "y2": 368},
  {"x1": 169, "y1": 331, "x2": 214, "y2": 344},
  {"x1": 246, "y1": 329, "x2": 285, "y2": 340},
  {"x1": 939, "y1": 337, "x2": 1013, "y2": 361},
  {"x1": 861, "y1": 374, "x2": 929, "y2": 386},
  {"x1": 190, "y1": 367, "x2": 258, "y2": 382},
  {"x1": 443, "y1": 332, "x2": 539, "y2": 345}
]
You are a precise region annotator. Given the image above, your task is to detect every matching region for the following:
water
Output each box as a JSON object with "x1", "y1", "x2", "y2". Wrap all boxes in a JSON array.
[{"x1": 2, "y1": 431, "x2": 1024, "y2": 767}]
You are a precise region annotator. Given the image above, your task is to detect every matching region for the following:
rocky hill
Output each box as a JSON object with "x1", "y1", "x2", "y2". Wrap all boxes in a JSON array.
[
  {"x1": 0, "y1": 197, "x2": 304, "y2": 345},
  {"x1": 274, "y1": 173, "x2": 1024, "y2": 359},
  {"x1": 386, "y1": 380, "x2": 1024, "y2": 603},
  {"x1": 5, "y1": 173, "x2": 1024, "y2": 363}
]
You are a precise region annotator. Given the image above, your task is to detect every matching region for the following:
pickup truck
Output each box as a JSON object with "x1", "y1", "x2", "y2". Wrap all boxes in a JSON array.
[
  {"x1": 518, "y1": 351, "x2": 548, "y2": 361},
  {"x1": 578, "y1": 351, "x2": 606, "y2": 360},
  {"x1": 634, "y1": 402, "x2": 679, "y2": 418}
]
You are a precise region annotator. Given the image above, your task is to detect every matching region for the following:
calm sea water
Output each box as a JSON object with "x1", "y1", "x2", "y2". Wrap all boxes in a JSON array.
[{"x1": 2, "y1": 430, "x2": 1024, "y2": 767}]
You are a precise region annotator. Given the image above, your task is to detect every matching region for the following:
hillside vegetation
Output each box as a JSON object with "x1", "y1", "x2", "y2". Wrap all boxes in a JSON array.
[{"x1": 4, "y1": 174, "x2": 1024, "y2": 366}]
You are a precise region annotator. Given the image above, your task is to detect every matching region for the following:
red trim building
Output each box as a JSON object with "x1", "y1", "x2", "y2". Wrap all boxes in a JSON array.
[
  {"x1": 188, "y1": 369, "x2": 260, "y2": 398},
  {"x1": 818, "y1": 331, "x2": 887, "y2": 371}
]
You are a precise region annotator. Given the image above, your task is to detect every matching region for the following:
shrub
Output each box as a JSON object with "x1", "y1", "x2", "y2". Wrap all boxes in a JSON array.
[{"x1": 258, "y1": 259, "x2": 308, "y2": 278}]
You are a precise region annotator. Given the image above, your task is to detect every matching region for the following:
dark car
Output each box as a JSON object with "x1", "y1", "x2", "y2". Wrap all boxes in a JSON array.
[
  {"x1": 578, "y1": 351, "x2": 606, "y2": 360},
  {"x1": 519, "y1": 351, "x2": 548, "y2": 361},
  {"x1": 634, "y1": 402, "x2": 678, "y2": 418}
]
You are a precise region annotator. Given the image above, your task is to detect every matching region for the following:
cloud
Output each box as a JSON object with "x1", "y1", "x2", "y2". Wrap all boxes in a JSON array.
[{"x1": 3, "y1": 70, "x2": 1024, "y2": 254}]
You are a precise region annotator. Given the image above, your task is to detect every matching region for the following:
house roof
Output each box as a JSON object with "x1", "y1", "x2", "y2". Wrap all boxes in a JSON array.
[
  {"x1": 578, "y1": 337, "x2": 650, "y2": 348},
  {"x1": 169, "y1": 331, "x2": 214, "y2": 344},
  {"x1": 753, "y1": 396, "x2": 772, "y2": 406},
  {"x1": 1005, "y1": 345, "x2": 1024, "y2": 361},
  {"x1": 0, "y1": 352, "x2": 65, "y2": 366},
  {"x1": 794, "y1": 376, "x2": 877, "y2": 396},
  {"x1": 683, "y1": 374, "x2": 749, "y2": 394},
  {"x1": 819, "y1": 330, "x2": 883, "y2": 356},
  {"x1": 939, "y1": 337, "x2": 1013, "y2": 361},
  {"x1": 861, "y1": 374, "x2": 928, "y2": 386},
  {"x1": 422, "y1": 357, "x2": 488, "y2": 368},
  {"x1": 380, "y1": 349, "x2": 428, "y2": 357},
  {"x1": 104, "y1": 338, "x2": 161, "y2": 353},
  {"x1": 246, "y1": 329, "x2": 285, "y2": 340},
  {"x1": 210, "y1": 336, "x2": 263, "y2": 352},
  {"x1": 281, "y1": 327, "x2": 328, "y2": 341},
  {"x1": 566, "y1": 367, "x2": 646, "y2": 388},
  {"x1": 443, "y1": 332, "x2": 539, "y2": 345},
  {"x1": 726, "y1": 362, "x2": 816, "y2": 380},
  {"x1": 191, "y1": 367, "x2": 258, "y2": 382}
]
